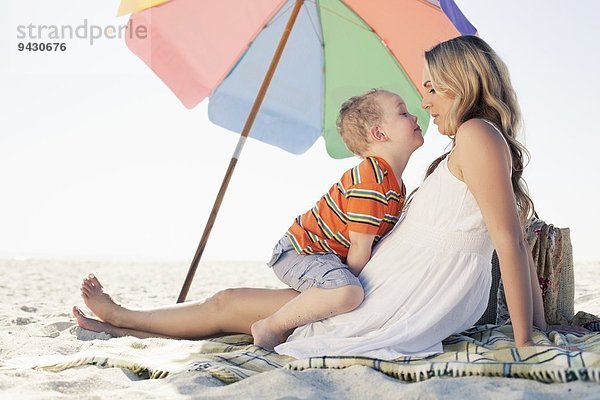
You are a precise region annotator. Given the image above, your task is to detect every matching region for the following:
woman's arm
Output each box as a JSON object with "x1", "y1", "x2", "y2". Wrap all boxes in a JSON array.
[{"x1": 453, "y1": 119, "x2": 533, "y2": 347}]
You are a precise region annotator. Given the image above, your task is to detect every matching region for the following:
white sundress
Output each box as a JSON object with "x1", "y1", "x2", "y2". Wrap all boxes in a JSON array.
[{"x1": 275, "y1": 122, "x2": 509, "y2": 360}]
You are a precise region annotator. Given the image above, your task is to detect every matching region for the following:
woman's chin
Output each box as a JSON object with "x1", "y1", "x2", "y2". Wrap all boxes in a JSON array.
[{"x1": 435, "y1": 127, "x2": 453, "y2": 137}]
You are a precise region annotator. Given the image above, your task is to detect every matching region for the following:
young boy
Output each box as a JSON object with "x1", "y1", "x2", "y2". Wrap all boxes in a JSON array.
[{"x1": 251, "y1": 89, "x2": 424, "y2": 350}]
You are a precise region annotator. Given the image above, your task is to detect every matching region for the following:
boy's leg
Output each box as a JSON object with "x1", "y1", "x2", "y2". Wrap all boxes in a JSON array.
[
  {"x1": 251, "y1": 284, "x2": 363, "y2": 350},
  {"x1": 253, "y1": 251, "x2": 364, "y2": 350}
]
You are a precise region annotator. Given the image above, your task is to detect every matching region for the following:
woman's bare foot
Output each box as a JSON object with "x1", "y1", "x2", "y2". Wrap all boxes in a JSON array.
[
  {"x1": 250, "y1": 318, "x2": 288, "y2": 351},
  {"x1": 73, "y1": 306, "x2": 172, "y2": 339},
  {"x1": 80, "y1": 274, "x2": 123, "y2": 325},
  {"x1": 72, "y1": 306, "x2": 117, "y2": 335}
]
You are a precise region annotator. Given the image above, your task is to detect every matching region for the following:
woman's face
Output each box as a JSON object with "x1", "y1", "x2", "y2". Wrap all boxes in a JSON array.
[{"x1": 421, "y1": 67, "x2": 455, "y2": 135}]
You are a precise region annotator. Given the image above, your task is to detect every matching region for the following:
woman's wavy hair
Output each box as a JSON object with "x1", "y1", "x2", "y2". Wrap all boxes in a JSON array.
[{"x1": 421, "y1": 35, "x2": 535, "y2": 222}]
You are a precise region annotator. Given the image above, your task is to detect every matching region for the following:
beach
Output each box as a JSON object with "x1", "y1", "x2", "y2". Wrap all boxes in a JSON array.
[{"x1": 0, "y1": 258, "x2": 598, "y2": 399}]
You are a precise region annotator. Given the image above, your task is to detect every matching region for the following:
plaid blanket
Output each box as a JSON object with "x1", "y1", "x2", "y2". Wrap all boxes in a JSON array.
[{"x1": 3, "y1": 325, "x2": 599, "y2": 384}]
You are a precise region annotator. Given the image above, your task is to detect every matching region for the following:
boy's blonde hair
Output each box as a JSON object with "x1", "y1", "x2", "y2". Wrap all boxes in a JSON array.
[{"x1": 336, "y1": 89, "x2": 390, "y2": 157}]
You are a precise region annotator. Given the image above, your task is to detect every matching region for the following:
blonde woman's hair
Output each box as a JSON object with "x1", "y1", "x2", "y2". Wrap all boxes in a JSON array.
[
  {"x1": 423, "y1": 35, "x2": 535, "y2": 221},
  {"x1": 336, "y1": 89, "x2": 391, "y2": 157}
]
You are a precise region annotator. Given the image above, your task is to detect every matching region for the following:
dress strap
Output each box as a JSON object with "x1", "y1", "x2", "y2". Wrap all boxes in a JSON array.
[
  {"x1": 448, "y1": 144, "x2": 457, "y2": 156},
  {"x1": 481, "y1": 119, "x2": 512, "y2": 164}
]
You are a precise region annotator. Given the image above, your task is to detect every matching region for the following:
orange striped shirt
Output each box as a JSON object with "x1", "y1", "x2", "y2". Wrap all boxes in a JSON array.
[{"x1": 286, "y1": 156, "x2": 405, "y2": 262}]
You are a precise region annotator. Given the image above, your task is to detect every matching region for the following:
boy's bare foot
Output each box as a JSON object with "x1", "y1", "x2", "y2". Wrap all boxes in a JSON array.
[
  {"x1": 79, "y1": 274, "x2": 123, "y2": 325},
  {"x1": 72, "y1": 306, "x2": 115, "y2": 334},
  {"x1": 250, "y1": 318, "x2": 287, "y2": 351}
]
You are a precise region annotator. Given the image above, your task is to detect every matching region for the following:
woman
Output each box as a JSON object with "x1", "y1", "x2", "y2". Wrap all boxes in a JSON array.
[{"x1": 74, "y1": 36, "x2": 549, "y2": 359}]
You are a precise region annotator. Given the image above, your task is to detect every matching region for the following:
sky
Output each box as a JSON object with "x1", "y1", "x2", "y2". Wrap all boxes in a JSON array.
[{"x1": 0, "y1": 0, "x2": 598, "y2": 264}]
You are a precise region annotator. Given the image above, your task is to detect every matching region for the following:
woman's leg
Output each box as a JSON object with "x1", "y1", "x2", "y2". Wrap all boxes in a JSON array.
[
  {"x1": 77, "y1": 274, "x2": 299, "y2": 338},
  {"x1": 73, "y1": 306, "x2": 175, "y2": 339}
]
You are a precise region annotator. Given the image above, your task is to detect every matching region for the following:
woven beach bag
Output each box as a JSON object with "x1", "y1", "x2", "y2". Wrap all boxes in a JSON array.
[{"x1": 476, "y1": 218, "x2": 575, "y2": 325}]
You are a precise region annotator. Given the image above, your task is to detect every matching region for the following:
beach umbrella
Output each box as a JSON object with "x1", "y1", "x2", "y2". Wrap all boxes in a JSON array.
[{"x1": 117, "y1": 0, "x2": 477, "y2": 302}]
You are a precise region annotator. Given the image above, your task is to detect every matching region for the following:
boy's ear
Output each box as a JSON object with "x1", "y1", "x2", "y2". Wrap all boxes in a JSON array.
[{"x1": 370, "y1": 126, "x2": 386, "y2": 141}]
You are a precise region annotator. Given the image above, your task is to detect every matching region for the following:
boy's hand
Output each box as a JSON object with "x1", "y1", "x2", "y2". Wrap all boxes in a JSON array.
[{"x1": 346, "y1": 231, "x2": 376, "y2": 276}]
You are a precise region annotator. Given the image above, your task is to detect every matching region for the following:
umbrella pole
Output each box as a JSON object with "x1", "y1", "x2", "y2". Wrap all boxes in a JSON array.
[{"x1": 177, "y1": 0, "x2": 305, "y2": 303}]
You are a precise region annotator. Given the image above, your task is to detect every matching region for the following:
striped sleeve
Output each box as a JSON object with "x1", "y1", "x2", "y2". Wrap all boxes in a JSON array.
[{"x1": 345, "y1": 182, "x2": 388, "y2": 234}]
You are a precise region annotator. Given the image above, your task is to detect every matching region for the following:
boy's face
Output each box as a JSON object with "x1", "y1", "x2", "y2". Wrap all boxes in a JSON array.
[{"x1": 377, "y1": 93, "x2": 424, "y2": 153}]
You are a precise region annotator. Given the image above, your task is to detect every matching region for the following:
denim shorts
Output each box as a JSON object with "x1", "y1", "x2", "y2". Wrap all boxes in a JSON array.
[{"x1": 267, "y1": 236, "x2": 362, "y2": 292}]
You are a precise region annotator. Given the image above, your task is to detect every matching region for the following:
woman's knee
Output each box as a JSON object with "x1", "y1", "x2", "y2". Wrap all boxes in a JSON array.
[{"x1": 210, "y1": 288, "x2": 240, "y2": 312}]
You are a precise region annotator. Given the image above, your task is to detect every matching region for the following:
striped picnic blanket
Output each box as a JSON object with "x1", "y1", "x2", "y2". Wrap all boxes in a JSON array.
[{"x1": 3, "y1": 324, "x2": 600, "y2": 384}]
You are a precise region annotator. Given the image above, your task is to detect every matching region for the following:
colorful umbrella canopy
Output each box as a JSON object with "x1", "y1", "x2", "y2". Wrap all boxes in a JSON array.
[{"x1": 120, "y1": 0, "x2": 476, "y2": 158}]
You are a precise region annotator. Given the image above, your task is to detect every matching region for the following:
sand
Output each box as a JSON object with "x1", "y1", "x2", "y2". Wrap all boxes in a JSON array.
[{"x1": 0, "y1": 259, "x2": 598, "y2": 399}]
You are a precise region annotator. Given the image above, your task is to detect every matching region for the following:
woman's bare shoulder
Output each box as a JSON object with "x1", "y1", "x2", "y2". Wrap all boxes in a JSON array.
[
  {"x1": 455, "y1": 118, "x2": 506, "y2": 155},
  {"x1": 452, "y1": 118, "x2": 512, "y2": 181}
]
